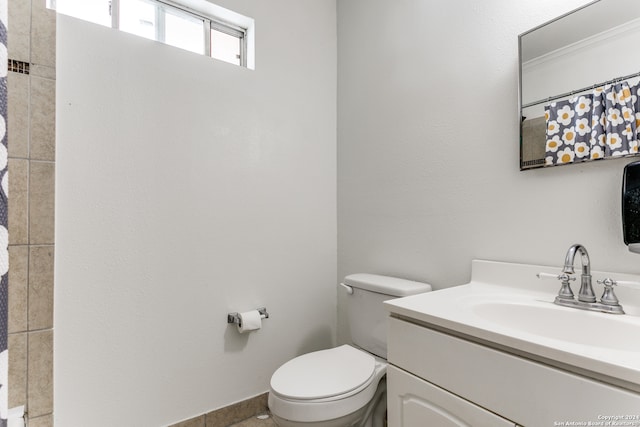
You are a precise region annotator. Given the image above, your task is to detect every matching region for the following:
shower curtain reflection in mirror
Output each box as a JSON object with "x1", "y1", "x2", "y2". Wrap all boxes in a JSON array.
[{"x1": 544, "y1": 80, "x2": 640, "y2": 166}]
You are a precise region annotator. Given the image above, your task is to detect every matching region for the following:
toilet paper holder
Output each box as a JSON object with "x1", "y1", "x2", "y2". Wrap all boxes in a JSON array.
[{"x1": 227, "y1": 307, "x2": 269, "y2": 326}]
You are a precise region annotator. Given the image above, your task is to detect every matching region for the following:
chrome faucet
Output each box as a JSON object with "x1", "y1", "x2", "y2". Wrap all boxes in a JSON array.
[
  {"x1": 538, "y1": 244, "x2": 640, "y2": 314},
  {"x1": 562, "y1": 244, "x2": 596, "y2": 303},
  {"x1": 540, "y1": 244, "x2": 625, "y2": 314}
]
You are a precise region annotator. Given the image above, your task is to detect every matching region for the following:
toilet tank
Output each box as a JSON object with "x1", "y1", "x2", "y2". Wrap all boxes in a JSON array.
[{"x1": 343, "y1": 274, "x2": 432, "y2": 359}]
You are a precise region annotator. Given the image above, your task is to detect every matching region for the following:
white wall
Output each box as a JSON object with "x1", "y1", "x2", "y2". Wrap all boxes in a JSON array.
[
  {"x1": 337, "y1": 0, "x2": 640, "y2": 342},
  {"x1": 55, "y1": 1, "x2": 336, "y2": 425}
]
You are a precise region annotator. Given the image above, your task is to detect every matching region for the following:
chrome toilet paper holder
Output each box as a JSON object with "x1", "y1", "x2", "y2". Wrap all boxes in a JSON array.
[{"x1": 227, "y1": 307, "x2": 269, "y2": 326}]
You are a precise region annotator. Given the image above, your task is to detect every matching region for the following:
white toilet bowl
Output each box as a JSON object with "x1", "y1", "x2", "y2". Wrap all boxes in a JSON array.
[
  {"x1": 268, "y1": 345, "x2": 387, "y2": 427},
  {"x1": 268, "y1": 274, "x2": 432, "y2": 427}
]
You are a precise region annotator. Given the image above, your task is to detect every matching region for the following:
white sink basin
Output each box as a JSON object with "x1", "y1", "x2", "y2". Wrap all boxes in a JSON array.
[
  {"x1": 471, "y1": 301, "x2": 640, "y2": 352},
  {"x1": 384, "y1": 260, "x2": 640, "y2": 390}
]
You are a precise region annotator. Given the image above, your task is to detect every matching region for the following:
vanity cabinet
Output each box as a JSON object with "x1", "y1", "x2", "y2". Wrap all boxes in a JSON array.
[
  {"x1": 387, "y1": 365, "x2": 516, "y2": 426},
  {"x1": 387, "y1": 317, "x2": 640, "y2": 426}
]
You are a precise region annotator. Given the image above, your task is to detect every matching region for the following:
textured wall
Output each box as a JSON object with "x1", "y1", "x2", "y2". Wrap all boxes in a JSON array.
[
  {"x1": 336, "y1": 0, "x2": 640, "y2": 342},
  {"x1": 55, "y1": 1, "x2": 337, "y2": 426}
]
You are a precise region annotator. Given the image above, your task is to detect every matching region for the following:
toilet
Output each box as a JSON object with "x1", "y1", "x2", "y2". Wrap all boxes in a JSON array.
[{"x1": 268, "y1": 274, "x2": 432, "y2": 427}]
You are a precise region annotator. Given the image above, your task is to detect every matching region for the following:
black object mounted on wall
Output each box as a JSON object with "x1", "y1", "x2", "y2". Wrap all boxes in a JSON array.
[{"x1": 622, "y1": 161, "x2": 640, "y2": 254}]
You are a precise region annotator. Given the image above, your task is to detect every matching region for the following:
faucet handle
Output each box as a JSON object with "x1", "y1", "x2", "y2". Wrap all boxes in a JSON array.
[
  {"x1": 597, "y1": 278, "x2": 616, "y2": 287},
  {"x1": 537, "y1": 272, "x2": 576, "y2": 282},
  {"x1": 597, "y1": 278, "x2": 620, "y2": 306},
  {"x1": 597, "y1": 278, "x2": 640, "y2": 290},
  {"x1": 537, "y1": 272, "x2": 575, "y2": 300},
  {"x1": 601, "y1": 278, "x2": 640, "y2": 290},
  {"x1": 596, "y1": 278, "x2": 640, "y2": 310}
]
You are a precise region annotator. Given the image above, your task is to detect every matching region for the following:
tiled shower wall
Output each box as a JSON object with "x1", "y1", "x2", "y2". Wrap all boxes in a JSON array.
[{"x1": 7, "y1": 0, "x2": 56, "y2": 426}]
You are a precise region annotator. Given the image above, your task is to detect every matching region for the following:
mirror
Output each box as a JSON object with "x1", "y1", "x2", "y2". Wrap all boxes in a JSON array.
[{"x1": 519, "y1": 0, "x2": 640, "y2": 170}]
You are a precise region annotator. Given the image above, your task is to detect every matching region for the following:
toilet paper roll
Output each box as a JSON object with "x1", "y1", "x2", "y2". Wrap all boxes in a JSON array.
[{"x1": 237, "y1": 310, "x2": 262, "y2": 333}]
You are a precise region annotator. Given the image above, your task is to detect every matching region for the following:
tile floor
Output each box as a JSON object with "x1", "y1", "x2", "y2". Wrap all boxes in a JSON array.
[
  {"x1": 229, "y1": 413, "x2": 277, "y2": 427},
  {"x1": 230, "y1": 412, "x2": 388, "y2": 427}
]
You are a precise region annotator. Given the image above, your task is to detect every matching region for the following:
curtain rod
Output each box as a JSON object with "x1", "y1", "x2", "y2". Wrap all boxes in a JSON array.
[{"x1": 522, "y1": 70, "x2": 640, "y2": 109}]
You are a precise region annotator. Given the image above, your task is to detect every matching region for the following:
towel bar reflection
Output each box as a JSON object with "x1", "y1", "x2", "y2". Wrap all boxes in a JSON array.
[{"x1": 227, "y1": 307, "x2": 269, "y2": 325}]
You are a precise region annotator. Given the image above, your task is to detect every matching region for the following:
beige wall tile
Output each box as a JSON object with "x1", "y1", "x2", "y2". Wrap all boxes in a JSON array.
[
  {"x1": 29, "y1": 161, "x2": 55, "y2": 245},
  {"x1": 170, "y1": 415, "x2": 206, "y2": 427},
  {"x1": 8, "y1": 245, "x2": 28, "y2": 333},
  {"x1": 30, "y1": 65, "x2": 56, "y2": 80},
  {"x1": 8, "y1": 159, "x2": 29, "y2": 245},
  {"x1": 30, "y1": 0, "x2": 56, "y2": 68},
  {"x1": 28, "y1": 246, "x2": 54, "y2": 330},
  {"x1": 8, "y1": 332, "x2": 27, "y2": 409},
  {"x1": 229, "y1": 415, "x2": 277, "y2": 427},
  {"x1": 8, "y1": 72, "x2": 29, "y2": 159},
  {"x1": 8, "y1": 0, "x2": 57, "y2": 425},
  {"x1": 30, "y1": 77, "x2": 55, "y2": 161},
  {"x1": 28, "y1": 414, "x2": 53, "y2": 427},
  {"x1": 28, "y1": 330, "x2": 54, "y2": 417},
  {"x1": 205, "y1": 394, "x2": 268, "y2": 427},
  {"x1": 8, "y1": 0, "x2": 31, "y2": 63}
]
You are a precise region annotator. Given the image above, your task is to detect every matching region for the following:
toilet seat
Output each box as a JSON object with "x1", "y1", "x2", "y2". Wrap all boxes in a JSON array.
[
  {"x1": 268, "y1": 345, "x2": 387, "y2": 424},
  {"x1": 270, "y1": 345, "x2": 375, "y2": 400}
]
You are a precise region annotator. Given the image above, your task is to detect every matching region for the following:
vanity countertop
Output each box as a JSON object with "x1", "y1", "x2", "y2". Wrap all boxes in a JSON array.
[{"x1": 384, "y1": 260, "x2": 640, "y2": 391}]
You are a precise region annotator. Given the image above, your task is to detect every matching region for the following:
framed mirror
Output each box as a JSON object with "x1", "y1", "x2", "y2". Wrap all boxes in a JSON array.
[{"x1": 519, "y1": 0, "x2": 640, "y2": 170}]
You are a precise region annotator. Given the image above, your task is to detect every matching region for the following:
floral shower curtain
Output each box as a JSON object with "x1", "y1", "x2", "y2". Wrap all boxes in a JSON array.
[
  {"x1": 0, "y1": 0, "x2": 8, "y2": 425},
  {"x1": 545, "y1": 81, "x2": 640, "y2": 166}
]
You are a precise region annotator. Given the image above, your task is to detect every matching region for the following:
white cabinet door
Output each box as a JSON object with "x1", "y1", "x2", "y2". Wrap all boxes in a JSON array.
[{"x1": 387, "y1": 365, "x2": 516, "y2": 427}]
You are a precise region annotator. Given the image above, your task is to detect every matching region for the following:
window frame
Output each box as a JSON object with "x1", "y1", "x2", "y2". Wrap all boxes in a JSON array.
[
  {"x1": 210, "y1": 18, "x2": 247, "y2": 67},
  {"x1": 109, "y1": 0, "x2": 247, "y2": 66}
]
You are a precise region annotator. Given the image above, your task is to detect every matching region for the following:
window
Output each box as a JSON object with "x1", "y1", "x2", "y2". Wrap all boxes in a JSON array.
[
  {"x1": 52, "y1": 0, "x2": 253, "y2": 68},
  {"x1": 165, "y1": 6, "x2": 205, "y2": 54},
  {"x1": 210, "y1": 22, "x2": 244, "y2": 67}
]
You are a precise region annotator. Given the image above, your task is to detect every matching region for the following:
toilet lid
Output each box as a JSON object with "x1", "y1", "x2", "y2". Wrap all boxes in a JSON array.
[{"x1": 270, "y1": 345, "x2": 375, "y2": 400}]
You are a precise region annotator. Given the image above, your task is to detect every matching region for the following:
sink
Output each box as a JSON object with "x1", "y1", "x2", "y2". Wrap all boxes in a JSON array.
[
  {"x1": 384, "y1": 260, "x2": 640, "y2": 390},
  {"x1": 471, "y1": 301, "x2": 640, "y2": 352}
]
